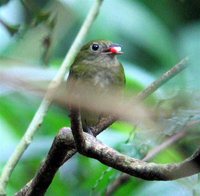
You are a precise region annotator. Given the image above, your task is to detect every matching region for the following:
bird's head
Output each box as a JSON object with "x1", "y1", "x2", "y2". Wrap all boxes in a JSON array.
[
  {"x1": 74, "y1": 40, "x2": 123, "y2": 66},
  {"x1": 82, "y1": 40, "x2": 123, "y2": 55}
]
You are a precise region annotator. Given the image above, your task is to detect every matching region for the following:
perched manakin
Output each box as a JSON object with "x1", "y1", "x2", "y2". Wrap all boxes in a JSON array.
[{"x1": 66, "y1": 40, "x2": 125, "y2": 133}]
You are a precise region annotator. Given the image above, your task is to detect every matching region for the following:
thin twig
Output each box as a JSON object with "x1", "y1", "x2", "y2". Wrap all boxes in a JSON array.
[
  {"x1": 137, "y1": 57, "x2": 188, "y2": 100},
  {"x1": 143, "y1": 131, "x2": 187, "y2": 161},
  {"x1": 0, "y1": 0, "x2": 103, "y2": 195}
]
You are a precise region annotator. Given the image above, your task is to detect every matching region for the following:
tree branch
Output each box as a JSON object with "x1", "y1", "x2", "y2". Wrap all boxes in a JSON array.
[
  {"x1": 15, "y1": 128, "x2": 76, "y2": 196},
  {"x1": 16, "y1": 128, "x2": 200, "y2": 196},
  {"x1": 106, "y1": 113, "x2": 200, "y2": 195},
  {"x1": 0, "y1": 0, "x2": 104, "y2": 195},
  {"x1": 82, "y1": 131, "x2": 200, "y2": 180},
  {"x1": 105, "y1": 130, "x2": 187, "y2": 195}
]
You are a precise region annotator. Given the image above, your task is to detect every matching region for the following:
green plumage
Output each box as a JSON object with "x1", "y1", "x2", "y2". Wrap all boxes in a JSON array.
[{"x1": 66, "y1": 40, "x2": 125, "y2": 132}]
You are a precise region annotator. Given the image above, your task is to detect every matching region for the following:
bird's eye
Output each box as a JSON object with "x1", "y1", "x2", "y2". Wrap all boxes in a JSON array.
[{"x1": 91, "y1": 44, "x2": 99, "y2": 51}]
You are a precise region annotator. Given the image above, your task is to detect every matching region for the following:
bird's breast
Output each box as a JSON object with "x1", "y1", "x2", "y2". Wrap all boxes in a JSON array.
[{"x1": 93, "y1": 71, "x2": 111, "y2": 88}]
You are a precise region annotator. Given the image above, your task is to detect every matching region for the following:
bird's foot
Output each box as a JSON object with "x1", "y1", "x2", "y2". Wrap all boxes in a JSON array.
[{"x1": 85, "y1": 127, "x2": 95, "y2": 136}]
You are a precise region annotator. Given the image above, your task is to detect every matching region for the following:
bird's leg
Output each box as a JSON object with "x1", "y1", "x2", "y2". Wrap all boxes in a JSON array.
[{"x1": 70, "y1": 108, "x2": 88, "y2": 154}]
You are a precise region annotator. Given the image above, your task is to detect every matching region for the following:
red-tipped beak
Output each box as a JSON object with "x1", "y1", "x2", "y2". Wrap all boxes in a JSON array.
[
  {"x1": 103, "y1": 44, "x2": 123, "y2": 55},
  {"x1": 109, "y1": 44, "x2": 123, "y2": 55}
]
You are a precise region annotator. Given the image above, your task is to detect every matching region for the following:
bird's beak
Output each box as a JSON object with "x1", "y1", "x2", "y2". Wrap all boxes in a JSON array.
[{"x1": 103, "y1": 44, "x2": 123, "y2": 55}]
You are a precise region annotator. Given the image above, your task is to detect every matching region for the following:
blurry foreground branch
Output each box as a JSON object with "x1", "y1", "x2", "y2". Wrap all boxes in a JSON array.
[
  {"x1": 93, "y1": 57, "x2": 189, "y2": 134},
  {"x1": 0, "y1": 0, "x2": 104, "y2": 195},
  {"x1": 16, "y1": 58, "x2": 190, "y2": 196}
]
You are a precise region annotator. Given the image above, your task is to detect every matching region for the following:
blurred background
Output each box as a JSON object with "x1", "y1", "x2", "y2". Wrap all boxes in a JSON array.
[{"x1": 0, "y1": 0, "x2": 200, "y2": 195}]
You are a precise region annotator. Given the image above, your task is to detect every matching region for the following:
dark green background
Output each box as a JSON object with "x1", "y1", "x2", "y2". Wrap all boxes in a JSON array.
[{"x1": 0, "y1": 0, "x2": 200, "y2": 195}]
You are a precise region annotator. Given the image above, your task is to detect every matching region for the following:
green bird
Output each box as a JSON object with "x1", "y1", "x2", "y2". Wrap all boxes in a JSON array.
[{"x1": 66, "y1": 40, "x2": 125, "y2": 133}]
